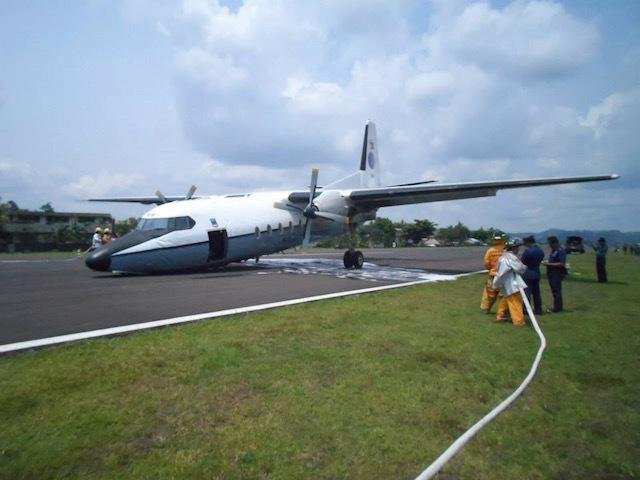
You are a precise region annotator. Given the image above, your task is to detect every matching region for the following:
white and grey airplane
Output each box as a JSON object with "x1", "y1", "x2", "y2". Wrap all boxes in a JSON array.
[{"x1": 86, "y1": 121, "x2": 618, "y2": 274}]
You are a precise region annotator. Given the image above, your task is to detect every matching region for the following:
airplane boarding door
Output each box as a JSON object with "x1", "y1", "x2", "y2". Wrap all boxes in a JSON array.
[{"x1": 207, "y1": 229, "x2": 228, "y2": 262}]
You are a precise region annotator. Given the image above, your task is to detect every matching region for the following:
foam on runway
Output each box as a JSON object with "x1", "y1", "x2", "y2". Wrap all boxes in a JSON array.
[{"x1": 259, "y1": 258, "x2": 457, "y2": 282}]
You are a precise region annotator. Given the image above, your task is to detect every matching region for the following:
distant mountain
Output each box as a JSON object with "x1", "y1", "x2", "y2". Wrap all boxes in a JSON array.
[{"x1": 508, "y1": 229, "x2": 640, "y2": 246}]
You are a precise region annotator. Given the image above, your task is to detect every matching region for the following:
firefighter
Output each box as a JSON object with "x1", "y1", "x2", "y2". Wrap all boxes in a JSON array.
[
  {"x1": 480, "y1": 234, "x2": 505, "y2": 313},
  {"x1": 493, "y1": 239, "x2": 527, "y2": 327},
  {"x1": 102, "y1": 228, "x2": 113, "y2": 244},
  {"x1": 90, "y1": 227, "x2": 102, "y2": 251}
]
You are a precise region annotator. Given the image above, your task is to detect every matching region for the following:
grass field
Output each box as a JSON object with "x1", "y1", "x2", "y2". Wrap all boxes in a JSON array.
[
  {"x1": 1, "y1": 253, "x2": 638, "y2": 479},
  {"x1": 0, "y1": 251, "x2": 81, "y2": 260}
]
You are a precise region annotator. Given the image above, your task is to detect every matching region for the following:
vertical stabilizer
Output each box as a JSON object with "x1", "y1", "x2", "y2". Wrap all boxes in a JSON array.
[{"x1": 360, "y1": 121, "x2": 382, "y2": 188}]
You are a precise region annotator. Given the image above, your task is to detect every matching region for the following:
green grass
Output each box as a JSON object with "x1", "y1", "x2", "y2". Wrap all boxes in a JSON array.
[
  {"x1": 1, "y1": 254, "x2": 638, "y2": 479},
  {"x1": 0, "y1": 251, "x2": 81, "y2": 259}
]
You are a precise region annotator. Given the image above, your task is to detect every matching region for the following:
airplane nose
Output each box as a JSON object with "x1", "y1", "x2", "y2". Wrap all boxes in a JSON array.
[{"x1": 85, "y1": 249, "x2": 111, "y2": 272}]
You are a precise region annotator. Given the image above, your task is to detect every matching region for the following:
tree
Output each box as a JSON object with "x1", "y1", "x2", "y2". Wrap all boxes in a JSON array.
[
  {"x1": 470, "y1": 227, "x2": 501, "y2": 243},
  {"x1": 437, "y1": 221, "x2": 471, "y2": 244},
  {"x1": 0, "y1": 198, "x2": 18, "y2": 224},
  {"x1": 115, "y1": 217, "x2": 140, "y2": 237},
  {"x1": 400, "y1": 219, "x2": 437, "y2": 245},
  {"x1": 362, "y1": 217, "x2": 396, "y2": 247},
  {"x1": 39, "y1": 202, "x2": 54, "y2": 213}
]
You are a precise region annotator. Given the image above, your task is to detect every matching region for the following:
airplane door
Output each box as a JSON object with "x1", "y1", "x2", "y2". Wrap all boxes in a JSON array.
[{"x1": 207, "y1": 229, "x2": 228, "y2": 262}]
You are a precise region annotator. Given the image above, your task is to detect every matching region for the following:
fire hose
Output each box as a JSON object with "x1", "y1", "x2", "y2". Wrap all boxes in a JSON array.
[{"x1": 415, "y1": 287, "x2": 546, "y2": 480}]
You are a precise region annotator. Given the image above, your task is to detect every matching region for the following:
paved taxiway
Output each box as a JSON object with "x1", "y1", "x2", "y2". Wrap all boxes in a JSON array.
[{"x1": 1, "y1": 247, "x2": 485, "y2": 346}]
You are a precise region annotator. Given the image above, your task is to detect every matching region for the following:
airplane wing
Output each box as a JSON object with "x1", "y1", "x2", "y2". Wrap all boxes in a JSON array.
[
  {"x1": 88, "y1": 196, "x2": 198, "y2": 205},
  {"x1": 288, "y1": 174, "x2": 618, "y2": 208},
  {"x1": 346, "y1": 174, "x2": 618, "y2": 209}
]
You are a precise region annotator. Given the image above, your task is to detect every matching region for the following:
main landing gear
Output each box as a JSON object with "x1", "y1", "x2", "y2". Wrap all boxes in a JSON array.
[{"x1": 343, "y1": 249, "x2": 364, "y2": 269}]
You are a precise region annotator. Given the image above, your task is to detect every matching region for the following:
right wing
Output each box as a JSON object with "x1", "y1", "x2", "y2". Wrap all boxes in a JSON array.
[{"x1": 342, "y1": 174, "x2": 619, "y2": 209}]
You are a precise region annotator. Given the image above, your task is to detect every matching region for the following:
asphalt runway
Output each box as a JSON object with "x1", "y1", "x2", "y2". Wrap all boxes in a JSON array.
[{"x1": 0, "y1": 247, "x2": 485, "y2": 347}]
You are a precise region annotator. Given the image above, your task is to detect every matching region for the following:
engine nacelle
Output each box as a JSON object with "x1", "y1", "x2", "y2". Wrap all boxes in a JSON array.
[{"x1": 314, "y1": 190, "x2": 348, "y2": 216}]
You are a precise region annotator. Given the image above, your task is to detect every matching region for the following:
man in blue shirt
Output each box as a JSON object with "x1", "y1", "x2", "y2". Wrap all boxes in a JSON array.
[
  {"x1": 544, "y1": 236, "x2": 567, "y2": 313},
  {"x1": 592, "y1": 237, "x2": 608, "y2": 283},
  {"x1": 520, "y1": 235, "x2": 544, "y2": 315}
]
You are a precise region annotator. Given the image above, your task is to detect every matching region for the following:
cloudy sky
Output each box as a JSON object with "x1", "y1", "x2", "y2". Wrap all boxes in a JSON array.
[{"x1": 1, "y1": 0, "x2": 638, "y2": 231}]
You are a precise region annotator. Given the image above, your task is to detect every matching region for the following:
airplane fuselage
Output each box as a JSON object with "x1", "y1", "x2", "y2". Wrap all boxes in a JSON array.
[{"x1": 86, "y1": 192, "x2": 353, "y2": 274}]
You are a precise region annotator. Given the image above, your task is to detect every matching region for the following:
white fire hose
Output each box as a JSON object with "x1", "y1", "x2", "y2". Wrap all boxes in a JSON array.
[{"x1": 415, "y1": 287, "x2": 546, "y2": 480}]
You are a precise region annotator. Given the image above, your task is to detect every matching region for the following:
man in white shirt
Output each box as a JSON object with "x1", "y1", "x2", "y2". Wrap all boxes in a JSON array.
[
  {"x1": 90, "y1": 227, "x2": 102, "y2": 251},
  {"x1": 493, "y1": 239, "x2": 528, "y2": 327}
]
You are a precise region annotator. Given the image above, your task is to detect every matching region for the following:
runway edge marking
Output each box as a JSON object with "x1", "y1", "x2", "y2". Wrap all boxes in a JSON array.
[{"x1": 0, "y1": 270, "x2": 485, "y2": 354}]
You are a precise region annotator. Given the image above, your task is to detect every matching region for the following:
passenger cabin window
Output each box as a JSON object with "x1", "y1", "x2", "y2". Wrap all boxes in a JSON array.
[{"x1": 136, "y1": 216, "x2": 195, "y2": 232}]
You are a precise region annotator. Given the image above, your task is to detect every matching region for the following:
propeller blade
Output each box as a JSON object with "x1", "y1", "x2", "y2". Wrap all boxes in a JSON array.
[
  {"x1": 155, "y1": 190, "x2": 168, "y2": 204},
  {"x1": 302, "y1": 219, "x2": 312, "y2": 249},
  {"x1": 273, "y1": 201, "x2": 303, "y2": 212},
  {"x1": 315, "y1": 212, "x2": 350, "y2": 224},
  {"x1": 185, "y1": 185, "x2": 197, "y2": 200},
  {"x1": 308, "y1": 168, "x2": 319, "y2": 206}
]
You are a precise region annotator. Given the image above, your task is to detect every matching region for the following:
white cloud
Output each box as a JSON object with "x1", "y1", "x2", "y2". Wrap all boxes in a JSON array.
[
  {"x1": 151, "y1": 0, "x2": 638, "y2": 230},
  {"x1": 5, "y1": 0, "x2": 637, "y2": 229},
  {"x1": 62, "y1": 172, "x2": 144, "y2": 198},
  {"x1": 580, "y1": 86, "x2": 640, "y2": 139},
  {"x1": 427, "y1": 0, "x2": 600, "y2": 79}
]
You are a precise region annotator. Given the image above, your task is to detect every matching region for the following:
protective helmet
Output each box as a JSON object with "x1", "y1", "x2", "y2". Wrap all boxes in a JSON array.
[
  {"x1": 95, "y1": 227, "x2": 102, "y2": 233},
  {"x1": 505, "y1": 238, "x2": 521, "y2": 249},
  {"x1": 492, "y1": 233, "x2": 505, "y2": 244},
  {"x1": 104, "y1": 228, "x2": 110, "y2": 233}
]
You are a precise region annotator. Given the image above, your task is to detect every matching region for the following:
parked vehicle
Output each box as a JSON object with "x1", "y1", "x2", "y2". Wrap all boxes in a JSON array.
[{"x1": 565, "y1": 235, "x2": 585, "y2": 254}]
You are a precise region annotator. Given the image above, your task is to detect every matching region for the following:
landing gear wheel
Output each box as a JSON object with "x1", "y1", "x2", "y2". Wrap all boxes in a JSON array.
[
  {"x1": 343, "y1": 250, "x2": 364, "y2": 269},
  {"x1": 353, "y1": 250, "x2": 364, "y2": 269},
  {"x1": 343, "y1": 250, "x2": 354, "y2": 269}
]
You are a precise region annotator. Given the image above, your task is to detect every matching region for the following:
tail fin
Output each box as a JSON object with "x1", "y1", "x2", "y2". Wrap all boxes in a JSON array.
[
  {"x1": 324, "y1": 120, "x2": 382, "y2": 190},
  {"x1": 360, "y1": 121, "x2": 382, "y2": 188}
]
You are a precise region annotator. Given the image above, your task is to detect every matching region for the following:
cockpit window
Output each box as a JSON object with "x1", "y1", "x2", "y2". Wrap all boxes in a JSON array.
[{"x1": 136, "y1": 216, "x2": 195, "y2": 232}]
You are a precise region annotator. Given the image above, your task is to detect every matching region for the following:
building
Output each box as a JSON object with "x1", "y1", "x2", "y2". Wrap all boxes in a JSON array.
[
  {"x1": 420, "y1": 236, "x2": 441, "y2": 247},
  {"x1": 0, "y1": 210, "x2": 114, "y2": 252}
]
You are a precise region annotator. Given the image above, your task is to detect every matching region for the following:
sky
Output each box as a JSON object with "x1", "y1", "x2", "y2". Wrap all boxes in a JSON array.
[{"x1": 0, "y1": 0, "x2": 639, "y2": 231}]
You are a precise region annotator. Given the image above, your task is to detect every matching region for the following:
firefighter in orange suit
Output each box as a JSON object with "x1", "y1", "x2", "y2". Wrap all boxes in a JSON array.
[
  {"x1": 493, "y1": 239, "x2": 528, "y2": 327},
  {"x1": 480, "y1": 234, "x2": 505, "y2": 313}
]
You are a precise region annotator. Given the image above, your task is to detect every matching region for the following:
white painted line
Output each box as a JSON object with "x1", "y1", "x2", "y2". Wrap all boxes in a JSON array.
[{"x1": 0, "y1": 270, "x2": 486, "y2": 354}]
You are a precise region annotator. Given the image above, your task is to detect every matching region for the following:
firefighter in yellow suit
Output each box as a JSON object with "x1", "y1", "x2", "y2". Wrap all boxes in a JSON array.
[
  {"x1": 493, "y1": 239, "x2": 528, "y2": 327},
  {"x1": 480, "y1": 234, "x2": 505, "y2": 313}
]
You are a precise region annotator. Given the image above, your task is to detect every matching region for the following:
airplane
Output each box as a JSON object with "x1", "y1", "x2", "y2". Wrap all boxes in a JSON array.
[{"x1": 85, "y1": 121, "x2": 618, "y2": 274}]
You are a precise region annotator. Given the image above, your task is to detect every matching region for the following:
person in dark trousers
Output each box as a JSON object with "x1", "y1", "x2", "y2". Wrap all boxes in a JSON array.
[
  {"x1": 592, "y1": 237, "x2": 608, "y2": 283},
  {"x1": 521, "y1": 235, "x2": 545, "y2": 315},
  {"x1": 544, "y1": 236, "x2": 567, "y2": 313}
]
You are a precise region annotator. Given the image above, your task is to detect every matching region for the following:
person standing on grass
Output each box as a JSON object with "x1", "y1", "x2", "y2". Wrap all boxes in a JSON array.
[
  {"x1": 521, "y1": 235, "x2": 545, "y2": 315},
  {"x1": 592, "y1": 237, "x2": 608, "y2": 283},
  {"x1": 543, "y1": 236, "x2": 567, "y2": 313},
  {"x1": 493, "y1": 239, "x2": 528, "y2": 327},
  {"x1": 480, "y1": 234, "x2": 505, "y2": 314}
]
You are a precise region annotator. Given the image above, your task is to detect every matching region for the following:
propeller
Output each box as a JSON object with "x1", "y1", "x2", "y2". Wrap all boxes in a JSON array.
[
  {"x1": 185, "y1": 185, "x2": 197, "y2": 200},
  {"x1": 154, "y1": 185, "x2": 197, "y2": 204},
  {"x1": 155, "y1": 190, "x2": 168, "y2": 204},
  {"x1": 273, "y1": 168, "x2": 349, "y2": 248}
]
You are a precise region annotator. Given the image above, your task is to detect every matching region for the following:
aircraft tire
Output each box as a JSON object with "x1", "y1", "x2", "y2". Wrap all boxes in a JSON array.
[
  {"x1": 343, "y1": 250, "x2": 354, "y2": 269},
  {"x1": 353, "y1": 250, "x2": 364, "y2": 269}
]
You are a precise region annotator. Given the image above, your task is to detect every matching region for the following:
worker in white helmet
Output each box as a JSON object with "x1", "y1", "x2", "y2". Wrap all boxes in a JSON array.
[
  {"x1": 90, "y1": 227, "x2": 103, "y2": 251},
  {"x1": 493, "y1": 239, "x2": 528, "y2": 327}
]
